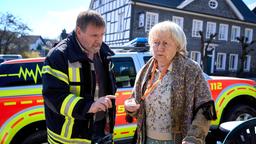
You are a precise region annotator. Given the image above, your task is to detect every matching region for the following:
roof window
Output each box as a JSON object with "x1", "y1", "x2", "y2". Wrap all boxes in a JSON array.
[{"x1": 209, "y1": 0, "x2": 218, "y2": 9}]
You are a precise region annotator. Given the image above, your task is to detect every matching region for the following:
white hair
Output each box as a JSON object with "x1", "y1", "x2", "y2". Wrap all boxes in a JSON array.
[{"x1": 148, "y1": 21, "x2": 187, "y2": 56}]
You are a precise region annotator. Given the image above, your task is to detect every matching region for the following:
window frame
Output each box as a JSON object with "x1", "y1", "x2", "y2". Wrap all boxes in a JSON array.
[
  {"x1": 216, "y1": 53, "x2": 226, "y2": 70},
  {"x1": 218, "y1": 24, "x2": 229, "y2": 41},
  {"x1": 172, "y1": 16, "x2": 184, "y2": 29},
  {"x1": 228, "y1": 54, "x2": 238, "y2": 71},
  {"x1": 244, "y1": 28, "x2": 253, "y2": 43},
  {"x1": 118, "y1": 11, "x2": 125, "y2": 32},
  {"x1": 145, "y1": 12, "x2": 159, "y2": 32},
  {"x1": 231, "y1": 25, "x2": 240, "y2": 42},
  {"x1": 190, "y1": 51, "x2": 201, "y2": 64},
  {"x1": 206, "y1": 22, "x2": 216, "y2": 39},
  {"x1": 192, "y1": 19, "x2": 203, "y2": 37},
  {"x1": 208, "y1": 0, "x2": 218, "y2": 9},
  {"x1": 244, "y1": 55, "x2": 251, "y2": 72}
]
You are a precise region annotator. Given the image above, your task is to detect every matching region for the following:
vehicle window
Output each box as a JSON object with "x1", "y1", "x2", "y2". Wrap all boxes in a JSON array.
[
  {"x1": 112, "y1": 57, "x2": 136, "y2": 88},
  {"x1": 0, "y1": 54, "x2": 22, "y2": 61},
  {"x1": 0, "y1": 62, "x2": 43, "y2": 87},
  {"x1": 143, "y1": 56, "x2": 152, "y2": 63}
]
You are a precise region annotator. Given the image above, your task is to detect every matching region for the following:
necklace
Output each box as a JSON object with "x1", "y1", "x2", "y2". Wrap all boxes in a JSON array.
[{"x1": 141, "y1": 60, "x2": 170, "y2": 100}]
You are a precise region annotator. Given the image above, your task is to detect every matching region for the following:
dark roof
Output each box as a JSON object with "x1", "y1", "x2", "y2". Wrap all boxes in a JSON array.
[
  {"x1": 134, "y1": 0, "x2": 184, "y2": 8},
  {"x1": 231, "y1": 0, "x2": 256, "y2": 23},
  {"x1": 253, "y1": 7, "x2": 256, "y2": 14},
  {"x1": 133, "y1": 0, "x2": 256, "y2": 23}
]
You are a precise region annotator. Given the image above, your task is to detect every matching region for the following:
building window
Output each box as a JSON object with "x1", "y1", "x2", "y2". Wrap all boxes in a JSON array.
[
  {"x1": 106, "y1": 22, "x2": 111, "y2": 34},
  {"x1": 209, "y1": 0, "x2": 218, "y2": 9},
  {"x1": 107, "y1": 13, "x2": 110, "y2": 22},
  {"x1": 111, "y1": 23, "x2": 114, "y2": 33},
  {"x1": 138, "y1": 13, "x2": 145, "y2": 27},
  {"x1": 190, "y1": 51, "x2": 201, "y2": 64},
  {"x1": 216, "y1": 53, "x2": 226, "y2": 70},
  {"x1": 231, "y1": 25, "x2": 240, "y2": 42},
  {"x1": 94, "y1": 0, "x2": 99, "y2": 8},
  {"x1": 113, "y1": 0, "x2": 116, "y2": 9},
  {"x1": 172, "y1": 16, "x2": 184, "y2": 29},
  {"x1": 99, "y1": 0, "x2": 103, "y2": 5},
  {"x1": 192, "y1": 19, "x2": 203, "y2": 37},
  {"x1": 118, "y1": 12, "x2": 125, "y2": 32},
  {"x1": 206, "y1": 22, "x2": 216, "y2": 38},
  {"x1": 244, "y1": 55, "x2": 251, "y2": 72},
  {"x1": 219, "y1": 24, "x2": 229, "y2": 41},
  {"x1": 244, "y1": 28, "x2": 253, "y2": 43},
  {"x1": 145, "y1": 12, "x2": 159, "y2": 32},
  {"x1": 109, "y1": 1, "x2": 113, "y2": 11},
  {"x1": 229, "y1": 54, "x2": 238, "y2": 71}
]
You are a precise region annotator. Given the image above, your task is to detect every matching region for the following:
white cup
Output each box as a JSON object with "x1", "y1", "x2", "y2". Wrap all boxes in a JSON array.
[{"x1": 125, "y1": 98, "x2": 137, "y2": 107}]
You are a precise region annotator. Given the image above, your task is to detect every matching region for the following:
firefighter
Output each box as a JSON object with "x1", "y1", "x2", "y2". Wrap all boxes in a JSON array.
[{"x1": 42, "y1": 10, "x2": 116, "y2": 144}]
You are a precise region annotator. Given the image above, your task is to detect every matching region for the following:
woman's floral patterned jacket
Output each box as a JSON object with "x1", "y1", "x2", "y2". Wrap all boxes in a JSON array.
[{"x1": 127, "y1": 54, "x2": 214, "y2": 144}]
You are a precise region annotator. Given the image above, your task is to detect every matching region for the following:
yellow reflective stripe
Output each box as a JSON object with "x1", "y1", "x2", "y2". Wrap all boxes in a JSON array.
[
  {"x1": 68, "y1": 67, "x2": 73, "y2": 81},
  {"x1": 61, "y1": 117, "x2": 74, "y2": 138},
  {"x1": 60, "y1": 94, "x2": 82, "y2": 137},
  {"x1": 21, "y1": 100, "x2": 32, "y2": 104},
  {"x1": 60, "y1": 94, "x2": 73, "y2": 116},
  {"x1": 0, "y1": 86, "x2": 41, "y2": 97},
  {"x1": 65, "y1": 94, "x2": 81, "y2": 138},
  {"x1": 47, "y1": 128, "x2": 91, "y2": 143},
  {"x1": 4, "y1": 102, "x2": 16, "y2": 106},
  {"x1": 48, "y1": 135, "x2": 58, "y2": 144},
  {"x1": 68, "y1": 67, "x2": 75, "y2": 94},
  {"x1": 42, "y1": 65, "x2": 69, "y2": 84},
  {"x1": 60, "y1": 94, "x2": 82, "y2": 116},
  {"x1": 68, "y1": 67, "x2": 81, "y2": 95},
  {"x1": 67, "y1": 96, "x2": 82, "y2": 116},
  {"x1": 75, "y1": 68, "x2": 81, "y2": 94}
]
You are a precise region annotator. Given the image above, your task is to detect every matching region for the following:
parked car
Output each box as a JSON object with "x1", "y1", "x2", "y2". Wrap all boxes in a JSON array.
[
  {"x1": 0, "y1": 54, "x2": 22, "y2": 63},
  {"x1": 0, "y1": 47, "x2": 255, "y2": 143}
]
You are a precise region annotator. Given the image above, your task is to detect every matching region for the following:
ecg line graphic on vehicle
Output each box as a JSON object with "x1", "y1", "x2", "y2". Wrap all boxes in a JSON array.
[{"x1": 0, "y1": 64, "x2": 42, "y2": 83}]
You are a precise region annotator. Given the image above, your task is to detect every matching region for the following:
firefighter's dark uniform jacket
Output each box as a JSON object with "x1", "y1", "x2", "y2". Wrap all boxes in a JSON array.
[{"x1": 42, "y1": 31, "x2": 116, "y2": 144}]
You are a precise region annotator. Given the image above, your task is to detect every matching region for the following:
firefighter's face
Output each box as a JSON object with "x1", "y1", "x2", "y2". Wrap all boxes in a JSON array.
[{"x1": 77, "y1": 24, "x2": 105, "y2": 55}]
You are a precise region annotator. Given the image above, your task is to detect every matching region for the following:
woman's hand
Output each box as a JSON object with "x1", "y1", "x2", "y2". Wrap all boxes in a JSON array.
[{"x1": 124, "y1": 98, "x2": 140, "y2": 112}]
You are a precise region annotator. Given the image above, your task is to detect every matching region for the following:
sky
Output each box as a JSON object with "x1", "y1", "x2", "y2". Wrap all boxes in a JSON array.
[
  {"x1": 0, "y1": 0, "x2": 90, "y2": 40},
  {"x1": 0, "y1": 0, "x2": 255, "y2": 40}
]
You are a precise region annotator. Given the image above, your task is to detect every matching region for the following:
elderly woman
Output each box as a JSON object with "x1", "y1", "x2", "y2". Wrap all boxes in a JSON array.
[{"x1": 124, "y1": 21, "x2": 216, "y2": 144}]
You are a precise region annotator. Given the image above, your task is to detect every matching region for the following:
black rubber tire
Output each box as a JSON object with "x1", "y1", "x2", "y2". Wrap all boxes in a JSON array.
[
  {"x1": 223, "y1": 104, "x2": 256, "y2": 122},
  {"x1": 21, "y1": 130, "x2": 47, "y2": 144}
]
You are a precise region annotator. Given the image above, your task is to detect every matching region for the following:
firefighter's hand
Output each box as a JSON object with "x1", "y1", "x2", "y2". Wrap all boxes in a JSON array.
[
  {"x1": 88, "y1": 95, "x2": 116, "y2": 113},
  {"x1": 124, "y1": 98, "x2": 140, "y2": 112}
]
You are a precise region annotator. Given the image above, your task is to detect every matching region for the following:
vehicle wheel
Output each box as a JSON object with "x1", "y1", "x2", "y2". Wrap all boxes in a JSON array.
[
  {"x1": 21, "y1": 130, "x2": 47, "y2": 144},
  {"x1": 223, "y1": 104, "x2": 256, "y2": 122}
]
